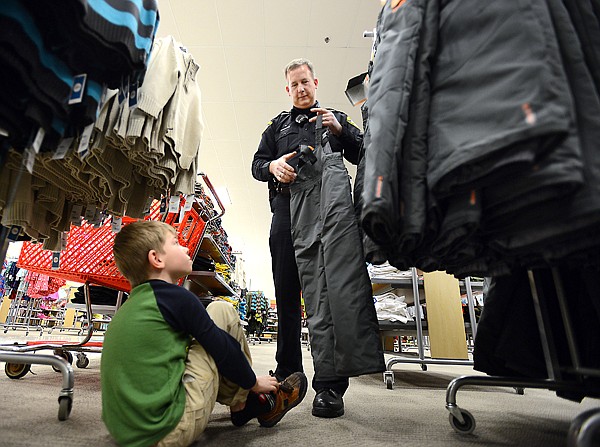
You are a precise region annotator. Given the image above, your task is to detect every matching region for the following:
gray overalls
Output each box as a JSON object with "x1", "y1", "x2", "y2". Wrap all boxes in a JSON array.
[{"x1": 289, "y1": 117, "x2": 384, "y2": 388}]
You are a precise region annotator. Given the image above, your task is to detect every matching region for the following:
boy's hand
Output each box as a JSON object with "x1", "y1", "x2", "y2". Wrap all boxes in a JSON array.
[{"x1": 251, "y1": 375, "x2": 279, "y2": 393}]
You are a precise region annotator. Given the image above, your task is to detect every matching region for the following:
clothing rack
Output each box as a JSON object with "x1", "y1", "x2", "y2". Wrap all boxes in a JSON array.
[
  {"x1": 445, "y1": 267, "x2": 600, "y2": 446},
  {"x1": 378, "y1": 267, "x2": 480, "y2": 389}
]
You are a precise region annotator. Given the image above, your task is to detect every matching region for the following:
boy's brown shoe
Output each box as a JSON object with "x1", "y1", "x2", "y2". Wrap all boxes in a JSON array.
[{"x1": 258, "y1": 372, "x2": 308, "y2": 428}]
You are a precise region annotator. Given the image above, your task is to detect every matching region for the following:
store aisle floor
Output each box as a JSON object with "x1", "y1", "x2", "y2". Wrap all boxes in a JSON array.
[{"x1": 0, "y1": 333, "x2": 599, "y2": 446}]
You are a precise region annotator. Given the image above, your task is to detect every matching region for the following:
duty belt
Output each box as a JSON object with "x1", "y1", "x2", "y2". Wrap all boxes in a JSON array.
[
  {"x1": 269, "y1": 185, "x2": 290, "y2": 199},
  {"x1": 277, "y1": 185, "x2": 291, "y2": 196}
]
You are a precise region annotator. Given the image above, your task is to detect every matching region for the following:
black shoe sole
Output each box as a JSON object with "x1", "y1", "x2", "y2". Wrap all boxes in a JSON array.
[{"x1": 312, "y1": 407, "x2": 345, "y2": 418}]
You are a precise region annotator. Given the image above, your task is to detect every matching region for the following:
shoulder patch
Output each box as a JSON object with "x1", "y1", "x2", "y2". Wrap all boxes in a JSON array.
[
  {"x1": 347, "y1": 116, "x2": 360, "y2": 129},
  {"x1": 266, "y1": 110, "x2": 290, "y2": 128}
]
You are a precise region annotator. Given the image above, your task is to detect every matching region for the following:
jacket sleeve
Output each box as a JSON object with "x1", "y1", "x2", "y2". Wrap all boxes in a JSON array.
[
  {"x1": 337, "y1": 113, "x2": 364, "y2": 165},
  {"x1": 156, "y1": 286, "x2": 257, "y2": 389},
  {"x1": 251, "y1": 123, "x2": 277, "y2": 182}
]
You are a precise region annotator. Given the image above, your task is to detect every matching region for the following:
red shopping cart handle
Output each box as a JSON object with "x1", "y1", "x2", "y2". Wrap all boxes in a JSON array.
[{"x1": 26, "y1": 340, "x2": 104, "y2": 348}]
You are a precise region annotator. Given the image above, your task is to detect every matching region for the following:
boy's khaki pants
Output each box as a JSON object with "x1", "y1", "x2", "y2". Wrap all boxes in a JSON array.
[{"x1": 157, "y1": 301, "x2": 252, "y2": 447}]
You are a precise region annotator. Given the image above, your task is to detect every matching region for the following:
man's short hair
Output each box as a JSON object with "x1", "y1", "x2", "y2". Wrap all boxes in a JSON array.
[
  {"x1": 284, "y1": 58, "x2": 316, "y2": 80},
  {"x1": 113, "y1": 220, "x2": 177, "y2": 288}
]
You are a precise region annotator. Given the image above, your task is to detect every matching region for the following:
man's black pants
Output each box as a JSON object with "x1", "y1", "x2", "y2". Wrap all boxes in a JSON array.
[{"x1": 269, "y1": 195, "x2": 303, "y2": 379}]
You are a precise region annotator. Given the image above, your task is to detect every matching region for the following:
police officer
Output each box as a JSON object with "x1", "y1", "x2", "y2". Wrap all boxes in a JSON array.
[{"x1": 251, "y1": 58, "x2": 362, "y2": 418}]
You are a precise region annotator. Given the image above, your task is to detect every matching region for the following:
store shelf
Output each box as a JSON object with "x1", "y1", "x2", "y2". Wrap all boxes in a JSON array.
[
  {"x1": 187, "y1": 271, "x2": 235, "y2": 296},
  {"x1": 459, "y1": 280, "x2": 484, "y2": 289},
  {"x1": 66, "y1": 303, "x2": 118, "y2": 316},
  {"x1": 379, "y1": 320, "x2": 474, "y2": 335},
  {"x1": 198, "y1": 235, "x2": 231, "y2": 268},
  {"x1": 370, "y1": 275, "x2": 423, "y2": 287}
]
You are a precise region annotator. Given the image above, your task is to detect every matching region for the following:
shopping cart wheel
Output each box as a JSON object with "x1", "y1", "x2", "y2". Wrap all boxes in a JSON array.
[
  {"x1": 386, "y1": 376, "x2": 394, "y2": 390},
  {"x1": 383, "y1": 371, "x2": 394, "y2": 390},
  {"x1": 5, "y1": 362, "x2": 31, "y2": 379},
  {"x1": 52, "y1": 350, "x2": 73, "y2": 372},
  {"x1": 58, "y1": 396, "x2": 72, "y2": 421},
  {"x1": 449, "y1": 408, "x2": 476, "y2": 435},
  {"x1": 76, "y1": 353, "x2": 90, "y2": 369},
  {"x1": 421, "y1": 364, "x2": 428, "y2": 371}
]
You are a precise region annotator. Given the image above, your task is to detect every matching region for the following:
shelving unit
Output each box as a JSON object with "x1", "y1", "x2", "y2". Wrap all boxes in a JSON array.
[
  {"x1": 263, "y1": 307, "x2": 278, "y2": 341},
  {"x1": 372, "y1": 267, "x2": 482, "y2": 389},
  {"x1": 3, "y1": 290, "x2": 67, "y2": 336},
  {"x1": 186, "y1": 271, "x2": 236, "y2": 296},
  {"x1": 183, "y1": 184, "x2": 238, "y2": 303}
]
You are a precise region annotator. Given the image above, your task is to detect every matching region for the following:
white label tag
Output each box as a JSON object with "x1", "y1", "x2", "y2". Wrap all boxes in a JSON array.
[
  {"x1": 60, "y1": 232, "x2": 68, "y2": 251},
  {"x1": 96, "y1": 85, "x2": 108, "y2": 119},
  {"x1": 91, "y1": 208, "x2": 103, "y2": 227},
  {"x1": 111, "y1": 216, "x2": 123, "y2": 233},
  {"x1": 168, "y1": 196, "x2": 181, "y2": 213},
  {"x1": 77, "y1": 123, "x2": 94, "y2": 157},
  {"x1": 24, "y1": 147, "x2": 35, "y2": 174},
  {"x1": 84, "y1": 204, "x2": 96, "y2": 221},
  {"x1": 70, "y1": 204, "x2": 83, "y2": 223},
  {"x1": 32, "y1": 127, "x2": 45, "y2": 154},
  {"x1": 183, "y1": 194, "x2": 194, "y2": 212},
  {"x1": 53, "y1": 137, "x2": 73, "y2": 160}
]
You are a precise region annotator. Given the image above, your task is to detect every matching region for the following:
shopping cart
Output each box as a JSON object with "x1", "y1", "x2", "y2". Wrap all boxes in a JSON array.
[{"x1": 0, "y1": 173, "x2": 224, "y2": 420}]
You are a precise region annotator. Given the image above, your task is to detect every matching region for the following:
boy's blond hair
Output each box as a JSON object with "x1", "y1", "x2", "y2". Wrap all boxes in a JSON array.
[{"x1": 113, "y1": 220, "x2": 177, "y2": 288}]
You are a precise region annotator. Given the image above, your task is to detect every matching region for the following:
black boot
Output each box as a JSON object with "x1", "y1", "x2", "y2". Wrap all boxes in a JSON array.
[{"x1": 312, "y1": 389, "x2": 344, "y2": 418}]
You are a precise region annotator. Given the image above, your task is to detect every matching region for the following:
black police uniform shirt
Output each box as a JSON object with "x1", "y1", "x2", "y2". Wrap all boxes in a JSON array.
[{"x1": 251, "y1": 101, "x2": 364, "y2": 206}]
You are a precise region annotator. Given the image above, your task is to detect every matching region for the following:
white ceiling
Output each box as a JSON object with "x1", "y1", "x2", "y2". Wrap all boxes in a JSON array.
[{"x1": 156, "y1": 0, "x2": 384, "y2": 298}]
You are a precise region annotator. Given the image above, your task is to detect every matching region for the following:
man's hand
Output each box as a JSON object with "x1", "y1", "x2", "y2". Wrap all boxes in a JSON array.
[
  {"x1": 251, "y1": 375, "x2": 279, "y2": 393},
  {"x1": 269, "y1": 152, "x2": 298, "y2": 184},
  {"x1": 309, "y1": 107, "x2": 342, "y2": 136}
]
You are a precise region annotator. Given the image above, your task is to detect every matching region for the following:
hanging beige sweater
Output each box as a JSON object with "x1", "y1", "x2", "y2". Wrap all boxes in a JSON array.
[{"x1": 125, "y1": 35, "x2": 204, "y2": 194}]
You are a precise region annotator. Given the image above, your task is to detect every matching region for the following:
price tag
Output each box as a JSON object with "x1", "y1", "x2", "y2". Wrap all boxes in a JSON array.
[
  {"x1": 84, "y1": 204, "x2": 96, "y2": 221},
  {"x1": 24, "y1": 147, "x2": 35, "y2": 174},
  {"x1": 96, "y1": 85, "x2": 108, "y2": 118},
  {"x1": 7, "y1": 225, "x2": 21, "y2": 241},
  {"x1": 111, "y1": 216, "x2": 123, "y2": 233},
  {"x1": 168, "y1": 196, "x2": 180, "y2": 213},
  {"x1": 118, "y1": 77, "x2": 129, "y2": 104},
  {"x1": 91, "y1": 208, "x2": 103, "y2": 227},
  {"x1": 32, "y1": 127, "x2": 45, "y2": 154},
  {"x1": 77, "y1": 123, "x2": 94, "y2": 157},
  {"x1": 60, "y1": 232, "x2": 68, "y2": 251},
  {"x1": 183, "y1": 194, "x2": 194, "y2": 212},
  {"x1": 69, "y1": 73, "x2": 87, "y2": 105},
  {"x1": 53, "y1": 137, "x2": 73, "y2": 160},
  {"x1": 51, "y1": 252, "x2": 61, "y2": 270},
  {"x1": 128, "y1": 81, "x2": 138, "y2": 107},
  {"x1": 70, "y1": 204, "x2": 83, "y2": 223}
]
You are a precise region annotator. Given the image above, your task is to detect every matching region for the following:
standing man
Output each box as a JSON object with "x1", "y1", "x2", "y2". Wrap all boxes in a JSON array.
[{"x1": 251, "y1": 58, "x2": 363, "y2": 418}]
